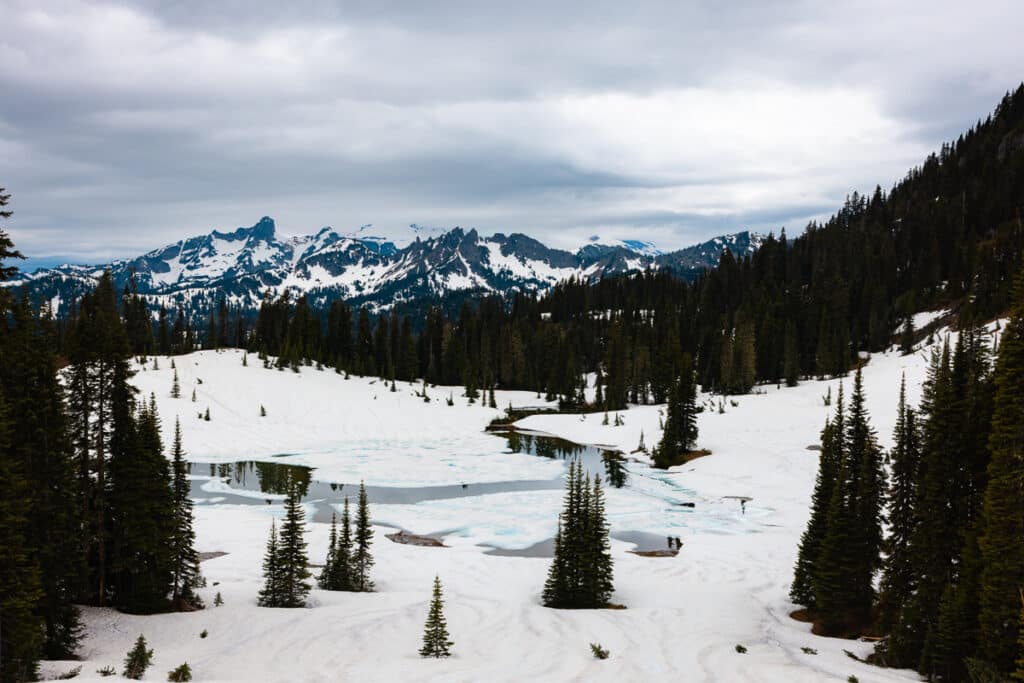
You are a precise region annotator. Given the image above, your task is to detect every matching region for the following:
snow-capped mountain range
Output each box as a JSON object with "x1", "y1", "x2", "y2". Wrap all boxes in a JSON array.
[{"x1": 8, "y1": 217, "x2": 762, "y2": 316}]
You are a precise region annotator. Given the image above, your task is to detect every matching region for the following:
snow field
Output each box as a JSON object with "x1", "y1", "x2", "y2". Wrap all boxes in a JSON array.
[{"x1": 41, "y1": 334, "x2": 976, "y2": 681}]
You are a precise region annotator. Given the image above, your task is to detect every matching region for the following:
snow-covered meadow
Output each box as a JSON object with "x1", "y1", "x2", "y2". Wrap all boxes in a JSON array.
[{"x1": 39, "y1": 332, "x2": 975, "y2": 682}]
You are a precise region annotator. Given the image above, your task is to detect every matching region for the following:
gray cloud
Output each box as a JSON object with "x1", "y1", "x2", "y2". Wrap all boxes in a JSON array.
[{"x1": 1, "y1": 0, "x2": 1021, "y2": 265}]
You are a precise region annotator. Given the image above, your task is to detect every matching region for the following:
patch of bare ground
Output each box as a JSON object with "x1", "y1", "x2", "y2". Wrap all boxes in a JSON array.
[
  {"x1": 198, "y1": 551, "x2": 228, "y2": 562},
  {"x1": 627, "y1": 548, "x2": 679, "y2": 557},
  {"x1": 386, "y1": 530, "x2": 447, "y2": 547}
]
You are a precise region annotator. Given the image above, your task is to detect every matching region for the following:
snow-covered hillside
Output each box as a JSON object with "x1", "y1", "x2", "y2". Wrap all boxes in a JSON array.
[{"x1": 40, "y1": 326, "x2": 982, "y2": 682}]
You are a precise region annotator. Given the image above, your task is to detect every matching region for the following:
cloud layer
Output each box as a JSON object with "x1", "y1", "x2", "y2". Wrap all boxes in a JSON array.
[{"x1": 1, "y1": 0, "x2": 1022, "y2": 263}]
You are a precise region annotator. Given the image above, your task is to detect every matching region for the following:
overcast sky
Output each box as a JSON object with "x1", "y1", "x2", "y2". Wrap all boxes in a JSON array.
[{"x1": 2, "y1": 0, "x2": 1022, "y2": 267}]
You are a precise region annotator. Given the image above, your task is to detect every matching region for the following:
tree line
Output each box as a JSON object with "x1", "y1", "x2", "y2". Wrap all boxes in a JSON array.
[
  {"x1": 55, "y1": 85, "x2": 1024, "y2": 423},
  {"x1": 0, "y1": 190, "x2": 203, "y2": 682}
]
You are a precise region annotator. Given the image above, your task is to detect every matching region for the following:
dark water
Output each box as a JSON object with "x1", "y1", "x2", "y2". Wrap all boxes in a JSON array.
[{"x1": 500, "y1": 430, "x2": 627, "y2": 488}]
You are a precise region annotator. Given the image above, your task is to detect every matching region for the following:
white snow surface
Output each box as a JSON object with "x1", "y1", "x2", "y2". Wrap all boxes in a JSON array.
[{"x1": 43, "y1": 343, "x2": 964, "y2": 682}]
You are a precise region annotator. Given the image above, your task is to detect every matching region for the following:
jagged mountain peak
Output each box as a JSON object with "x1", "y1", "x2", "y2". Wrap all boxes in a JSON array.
[{"x1": 8, "y1": 219, "x2": 763, "y2": 316}]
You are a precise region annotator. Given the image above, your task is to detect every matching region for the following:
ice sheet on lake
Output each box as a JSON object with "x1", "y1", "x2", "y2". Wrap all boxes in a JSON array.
[
  {"x1": 187, "y1": 433, "x2": 565, "y2": 488},
  {"x1": 368, "y1": 466, "x2": 768, "y2": 550}
]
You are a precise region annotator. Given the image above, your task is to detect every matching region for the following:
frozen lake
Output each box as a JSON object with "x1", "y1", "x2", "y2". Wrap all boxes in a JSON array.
[{"x1": 190, "y1": 429, "x2": 767, "y2": 553}]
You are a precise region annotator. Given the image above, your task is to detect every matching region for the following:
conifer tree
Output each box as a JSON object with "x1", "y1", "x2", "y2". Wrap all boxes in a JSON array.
[
  {"x1": 876, "y1": 376, "x2": 919, "y2": 632},
  {"x1": 353, "y1": 482, "x2": 374, "y2": 592},
  {"x1": 276, "y1": 482, "x2": 312, "y2": 607},
  {"x1": 171, "y1": 368, "x2": 180, "y2": 398},
  {"x1": 66, "y1": 272, "x2": 134, "y2": 606},
  {"x1": 317, "y1": 512, "x2": 338, "y2": 590},
  {"x1": 0, "y1": 386, "x2": 44, "y2": 683},
  {"x1": 790, "y1": 388, "x2": 844, "y2": 608},
  {"x1": 846, "y1": 368, "x2": 885, "y2": 610},
  {"x1": 653, "y1": 354, "x2": 698, "y2": 468},
  {"x1": 419, "y1": 576, "x2": 454, "y2": 658},
  {"x1": 977, "y1": 275, "x2": 1024, "y2": 673},
  {"x1": 900, "y1": 317, "x2": 916, "y2": 355},
  {"x1": 169, "y1": 418, "x2": 202, "y2": 610},
  {"x1": 543, "y1": 461, "x2": 614, "y2": 608},
  {"x1": 587, "y1": 474, "x2": 614, "y2": 606},
  {"x1": 333, "y1": 497, "x2": 354, "y2": 591},
  {"x1": 2, "y1": 296, "x2": 83, "y2": 659},
  {"x1": 257, "y1": 519, "x2": 283, "y2": 607},
  {"x1": 122, "y1": 635, "x2": 153, "y2": 680},
  {"x1": 108, "y1": 398, "x2": 176, "y2": 613}
]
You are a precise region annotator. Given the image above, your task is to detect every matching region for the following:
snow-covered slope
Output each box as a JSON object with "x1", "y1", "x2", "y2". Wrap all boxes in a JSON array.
[
  {"x1": 40, "y1": 322, "x2": 980, "y2": 682},
  {"x1": 9, "y1": 218, "x2": 763, "y2": 315}
]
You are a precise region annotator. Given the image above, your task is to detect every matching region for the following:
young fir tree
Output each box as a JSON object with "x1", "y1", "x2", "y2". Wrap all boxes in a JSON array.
[
  {"x1": 169, "y1": 418, "x2": 203, "y2": 610},
  {"x1": 419, "y1": 576, "x2": 454, "y2": 658},
  {"x1": 352, "y1": 482, "x2": 374, "y2": 592},
  {"x1": 319, "y1": 502, "x2": 355, "y2": 592},
  {"x1": 977, "y1": 275, "x2": 1024, "y2": 674},
  {"x1": 171, "y1": 367, "x2": 180, "y2": 398},
  {"x1": 331, "y1": 497, "x2": 354, "y2": 591},
  {"x1": 257, "y1": 520, "x2": 283, "y2": 607},
  {"x1": 122, "y1": 635, "x2": 153, "y2": 680},
  {"x1": 790, "y1": 386, "x2": 844, "y2": 608},
  {"x1": 900, "y1": 317, "x2": 916, "y2": 356},
  {"x1": 276, "y1": 481, "x2": 312, "y2": 607},
  {"x1": 586, "y1": 473, "x2": 614, "y2": 606},
  {"x1": 653, "y1": 354, "x2": 698, "y2": 468}
]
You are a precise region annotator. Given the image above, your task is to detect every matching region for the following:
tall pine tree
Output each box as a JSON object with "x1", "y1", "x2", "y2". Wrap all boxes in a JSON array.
[{"x1": 977, "y1": 275, "x2": 1024, "y2": 674}]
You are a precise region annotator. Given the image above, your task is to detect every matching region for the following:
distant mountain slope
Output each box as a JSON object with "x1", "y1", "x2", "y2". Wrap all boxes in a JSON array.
[{"x1": 6, "y1": 219, "x2": 762, "y2": 315}]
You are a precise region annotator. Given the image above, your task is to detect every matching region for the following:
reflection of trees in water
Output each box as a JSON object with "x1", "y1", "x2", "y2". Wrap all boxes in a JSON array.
[
  {"x1": 502, "y1": 432, "x2": 627, "y2": 488},
  {"x1": 253, "y1": 461, "x2": 311, "y2": 497},
  {"x1": 200, "y1": 461, "x2": 312, "y2": 497},
  {"x1": 602, "y1": 455, "x2": 626, "y2": 488}
]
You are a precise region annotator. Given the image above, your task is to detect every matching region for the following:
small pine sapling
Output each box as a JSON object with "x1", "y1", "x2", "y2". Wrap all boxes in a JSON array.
[
  {"x1": 213, "y1": 592, "x2": 223, "y2": 606},
  {"x1": 419, "y1": 576, "x2": 454, "y2": 658},
  {"x1": 123, "y1": 635, "x2": 154, "y2": 680},
  {"x1": 260, "y1": 405, "x2": 266, "y2": 417},
  {"x1": 590, "y1": 643, "x2": 610, "y2": 660},
  {"x1": 167, "y1": 663, "x2": 192, "y2": 682},
  {"x1": 203, "y1": 407, "x2": 210, "y2": 421},
  {"x1": 191, "y1": 388, "x2": 197, "y2": 402},
  {"x1": 97, "y1": 666, "x2": 116, "y2": 677}
]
